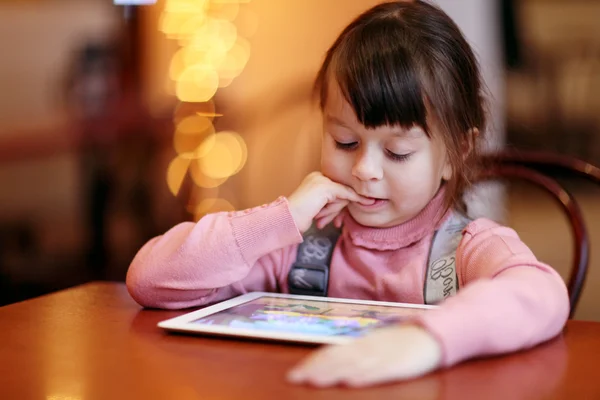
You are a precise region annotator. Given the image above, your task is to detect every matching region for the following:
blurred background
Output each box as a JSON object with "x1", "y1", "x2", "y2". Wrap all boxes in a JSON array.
[{"x1": 0, "y1": 0, "x2": 599, "y2": 321}]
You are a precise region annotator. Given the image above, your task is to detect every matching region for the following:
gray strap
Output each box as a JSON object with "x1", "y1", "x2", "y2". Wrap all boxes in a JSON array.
[
  {"x1": 424, "y1": 212, "x2": 472, "y2": 304},
  {"x1": 288, "y1": 223, "x2": 341, "y2": 296}
]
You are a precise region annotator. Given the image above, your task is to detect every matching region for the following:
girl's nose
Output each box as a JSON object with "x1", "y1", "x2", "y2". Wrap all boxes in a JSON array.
[{"x1": 352, "y1": 152, "x2": 383, "y2": 182}]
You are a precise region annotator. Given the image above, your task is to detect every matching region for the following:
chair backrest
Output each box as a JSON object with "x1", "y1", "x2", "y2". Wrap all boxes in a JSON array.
[{"x1": 478, "y1": 150, "x2": 600, "y2": 318}]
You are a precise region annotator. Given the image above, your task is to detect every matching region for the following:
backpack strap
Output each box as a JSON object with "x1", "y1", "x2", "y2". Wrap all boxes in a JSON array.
[
  {"x1": 287, "y1": 223, "x2": 341, "y2": 296},
  {"x1": 286, "y1": 212, "x2": 471, "y2": 303},
  {"x1": 423, "y1": 212, "x2": 472, "y2": 304}
]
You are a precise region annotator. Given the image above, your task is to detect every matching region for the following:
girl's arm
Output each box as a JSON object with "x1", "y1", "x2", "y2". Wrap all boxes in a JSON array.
[
  {"x1": 127, "y1": 172, "x2": 373, "y2": 309},
  {"x1": 416, "y1": 218, "x2": 570, "y2": 367},
  {"x1": 126, "y1": 197, "x2": 303, "y2": 309},
  {"x1": 287, "y1": 218, "x2": 570, "y2": 388}
]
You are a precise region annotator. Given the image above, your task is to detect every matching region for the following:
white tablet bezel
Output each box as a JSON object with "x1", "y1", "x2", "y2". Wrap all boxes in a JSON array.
[{"x1": 157, "y1": 292, "x2": 437, "y2": 345}]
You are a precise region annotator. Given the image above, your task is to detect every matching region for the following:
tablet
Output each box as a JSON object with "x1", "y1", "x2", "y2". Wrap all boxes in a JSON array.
[{"x1": 157, "y1": 292, "x2": 437, "y2": 345}]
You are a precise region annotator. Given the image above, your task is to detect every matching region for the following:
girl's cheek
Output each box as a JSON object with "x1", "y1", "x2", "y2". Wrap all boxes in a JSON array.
[{"x1": 321, "y1": 153, "x2": 347, "y2": 179}]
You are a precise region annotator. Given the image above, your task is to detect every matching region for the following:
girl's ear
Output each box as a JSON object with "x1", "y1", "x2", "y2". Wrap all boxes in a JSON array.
[
  {"x1": 442, "y1": 128, "x2": 479, "y2": 182},
  {"x1": 442, "y1": 159, "x2": 452, "y2": 181}
]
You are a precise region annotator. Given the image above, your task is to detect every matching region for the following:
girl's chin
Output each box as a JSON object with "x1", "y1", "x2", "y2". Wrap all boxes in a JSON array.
[{"x1": 347, "y1": 207, "x2": 398, "y2": 228}]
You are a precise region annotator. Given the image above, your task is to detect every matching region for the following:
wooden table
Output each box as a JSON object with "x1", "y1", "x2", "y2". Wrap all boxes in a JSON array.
[{"x1": 0, "y1": 282, "x2": 598, "y2": 399}]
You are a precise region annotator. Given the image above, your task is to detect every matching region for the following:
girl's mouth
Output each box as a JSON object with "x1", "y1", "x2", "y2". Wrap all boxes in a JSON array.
[{"x1": 355, "y1": 197, "x2": 389, "y2": 210}]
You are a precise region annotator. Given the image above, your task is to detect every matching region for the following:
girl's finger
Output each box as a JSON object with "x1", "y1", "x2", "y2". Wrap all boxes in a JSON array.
[
  {"x1": 331, "y1": 183, "x2": 374, "y2": 205},
  {"x1": 288, "y1": 344, "x2": 354, "y2": 386},
  {"x1": 316, "y1": 211, "x2": 340, "y2": 229},
  {"x1": 315, "y1": 201, "x2": 348, "y2": 220},
  {"x1": 333, "y1": 213, "x2": 345, "y2": 228}
]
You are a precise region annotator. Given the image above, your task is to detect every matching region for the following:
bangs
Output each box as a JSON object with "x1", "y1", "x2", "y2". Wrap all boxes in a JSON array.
[{"x1": 317, "y1": 19, "x2": 430, "y2": 133}]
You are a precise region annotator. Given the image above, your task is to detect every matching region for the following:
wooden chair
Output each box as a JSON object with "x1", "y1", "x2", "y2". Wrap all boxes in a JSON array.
[{"x1": 478, "y1": 150, "x2": 600, "y2": 318}]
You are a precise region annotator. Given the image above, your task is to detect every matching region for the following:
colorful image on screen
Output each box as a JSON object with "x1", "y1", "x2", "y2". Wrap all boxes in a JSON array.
[{"x1": 191, "y1": 297, "x2": 428, "y2": 337}]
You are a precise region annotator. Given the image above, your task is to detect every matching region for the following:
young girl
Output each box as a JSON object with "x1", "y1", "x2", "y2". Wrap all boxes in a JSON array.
[{"x1": 127, "y1": 0, "x2": 569, "y2": 388}]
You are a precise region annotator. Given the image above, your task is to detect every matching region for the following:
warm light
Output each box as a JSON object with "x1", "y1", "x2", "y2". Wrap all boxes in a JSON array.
[
  {"x1": 164, "y1": 0, "x2": 209, "y2": 14},
  {"x1": 168, "y1": 48, "x2": 187, "y2": 81},
  {"x1": 166, "y1": 156, "x2": 191, "y2": 196},
  {"x1": 159, "y1": 12, "x2": 191, "y2": 38},
  {"x1": 233, "y1": 35, "x2": 251, "y2": 57},
  {"x1": 182, "y1": 45, "x2": 227, "y2": 76},
  {"x1": 194, "y1": 198, "x2": 236, "y2": 219},
  {"x1": 173, "y1": 115, "x2": 216, "y2": 158},
  {"x1": 211, "y1": 0, "x2": 251, "y2": 3},
  {"x1": 189, "y1": 160, "x2": 228, "y2": 188},
  {"x1": 207, "y1": 1, "x2": 240, "y2": 21},
  {"x1": 185, "y1": 18, "x2": 238, "y2": 52},
  {"x1": 173, "y1": 101, "x2": 220, "y2": 123},
  {"x1": 217, "y1": 37, "x2": 251, "y2": 86},
  {"x1": 198, "y1": 139, "x2": 234, "y2": 179},
  {"x1": 175, "y1": 14, "x2": 209, "y2": 40},
  {"x1": 217, "y1": 131, "x2": 248, "y2": 174},
  {"x1": 235, "y1": 8, "x2": 258, "y2": 38},
  {"x1": 188, "y1": 185, "x2": 220, "y2": 214},
  {"x1": 161, "y1": 0, "x2": 252, "y2": 205},
  {"x1": 197, "y1": 131, "x2": 247, "y2": 179},
  {"x1": 175, "y1": 66, "x2": 219, "y2": 102}
]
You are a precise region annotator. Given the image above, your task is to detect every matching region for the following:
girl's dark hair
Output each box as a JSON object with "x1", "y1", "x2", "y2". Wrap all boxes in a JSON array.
[{"x1": 315, "y1": 0, "x2": 487, "y2": 214}]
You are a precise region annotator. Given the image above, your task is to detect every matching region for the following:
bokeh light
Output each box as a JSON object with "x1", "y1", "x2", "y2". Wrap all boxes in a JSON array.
[
  {"x1": 168, "y1": 48, "x2": 187, "y2": 81},
  {"x1": 218, "y1": 131, "x2": 248, "y2": 174},
  {"x1": 173, "y1": 101, "x2": 220, "y2": 123},
  {"x1": 173, "y1": 115, "x2": 216, "y2": 158},
  {"x1": 217, "y1": 37, "x2": 251, "y2": 87},
  {"x1": 207, "y1": 2, "x2": 240, "y2": 22},
  {"x1": 185, "y1": 18, "x2": 237, "y2": 51},
  {"x1": 164, "y1": 0, "x2": 209, "y2": 14},
  {"x1": 159, "y1": 12, "x2": 194, "y2": 39},
  {"x1": 189, "y1": 160, "x2": 229, "y2": 188},
  {"x1": 175, "y1": 66, "x2": 220, "y2": 103},
  {"x1": 161, "y1": 0, "x2": 252, "y2": 214},
  {"x1": 166, "y1": 156, "x2": 192, "y2": 196},
  {"x1": 197, "y1": 131, "x2": 247, "y2": 179},
  {"x1": 193, "y1": 198, "x2": 236, "y2": 220},
  {"x1": 211, "y1": 0, "x2": 251, "y2": 4}
]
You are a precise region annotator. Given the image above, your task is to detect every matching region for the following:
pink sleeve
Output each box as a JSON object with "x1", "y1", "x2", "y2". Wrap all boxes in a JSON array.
[
  {"x1": 126, "y1": 197, "x2": 303, "y2": 309},
  {"x1": 414, "y1": 218, "x2": 570, "y2": 367}
]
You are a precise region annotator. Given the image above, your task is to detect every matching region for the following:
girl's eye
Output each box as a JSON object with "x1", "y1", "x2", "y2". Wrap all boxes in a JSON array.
[
  {"x1": 334, "y1": 141, "x2": 358, "y2": 150},
  {"x1": 386, "y1": 150, "x2": 412, "y2": 162}
]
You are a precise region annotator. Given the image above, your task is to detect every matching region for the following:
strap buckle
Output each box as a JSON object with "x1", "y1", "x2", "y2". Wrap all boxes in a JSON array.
[{"x1": 288, "y1": 263, "x2": 329, "y2": 296}]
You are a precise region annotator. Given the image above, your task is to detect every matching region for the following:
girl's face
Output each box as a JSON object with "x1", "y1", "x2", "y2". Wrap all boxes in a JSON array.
[{"x1": 321, "y1": 82, "x2": 452, "y2": 228}]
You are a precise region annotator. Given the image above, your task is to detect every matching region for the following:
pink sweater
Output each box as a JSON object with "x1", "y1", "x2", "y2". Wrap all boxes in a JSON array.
[{"x1": 127, "y1": 190, "x2": 569, "y2": 367}]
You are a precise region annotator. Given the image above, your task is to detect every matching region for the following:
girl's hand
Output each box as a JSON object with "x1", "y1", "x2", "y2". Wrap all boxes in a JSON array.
[
  {"x1": 287, "y1": 325, "x2": 442, "y2": 388},
  {"x1": 287, "y1": 172, "x2": 374, "y2": 233}
]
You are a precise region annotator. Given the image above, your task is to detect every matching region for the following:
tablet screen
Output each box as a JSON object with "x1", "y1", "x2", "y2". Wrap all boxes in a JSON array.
[{"x1": 191, "y1": 296, "x2": 426, "y2": 337}]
